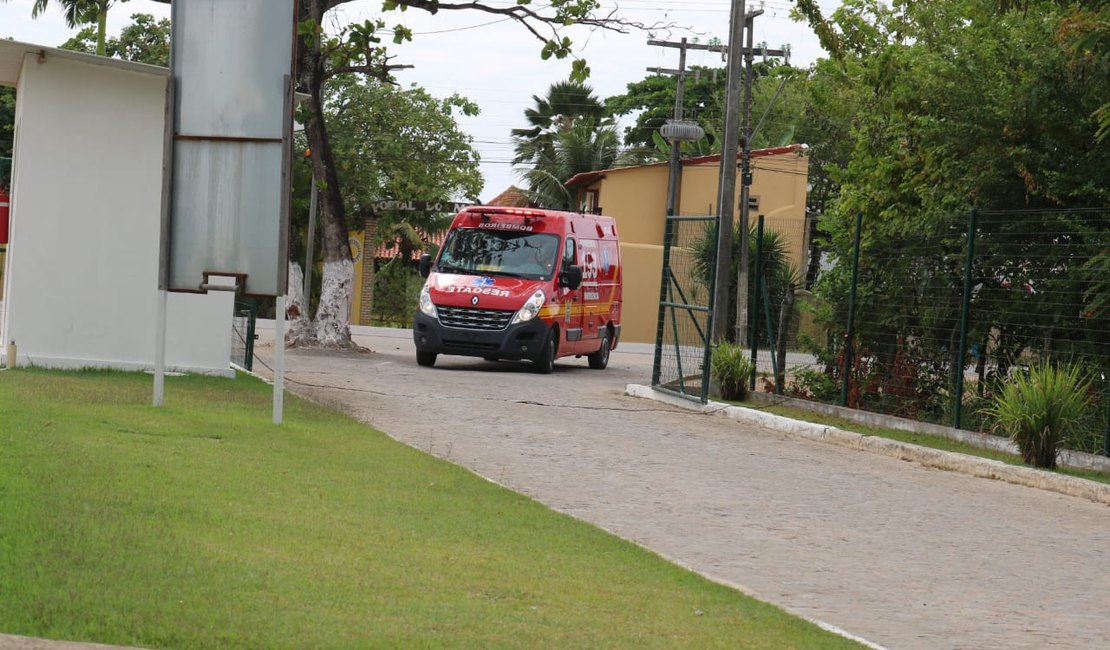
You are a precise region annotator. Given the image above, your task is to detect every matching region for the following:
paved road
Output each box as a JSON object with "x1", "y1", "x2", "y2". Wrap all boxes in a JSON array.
[{"x1": 251, "y1": 326, "x2": 1109, "y2": 650}]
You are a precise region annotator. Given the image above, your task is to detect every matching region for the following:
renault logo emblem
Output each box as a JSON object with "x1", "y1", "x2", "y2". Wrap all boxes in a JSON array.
[{"x1": 471, "y1": 296, "x2": 479, "y2": 305}]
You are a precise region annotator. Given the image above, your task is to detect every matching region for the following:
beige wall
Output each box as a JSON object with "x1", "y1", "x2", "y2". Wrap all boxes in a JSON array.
[
  {"x1": 584, "y1": 152, "x2": 809, "y2": 343},
  {"x1": 617, "y1": 242, "x2": 663, "y2": 345}
]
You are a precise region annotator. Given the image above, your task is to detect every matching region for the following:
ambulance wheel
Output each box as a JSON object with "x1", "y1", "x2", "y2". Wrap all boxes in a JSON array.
[
  {"x1": 588, "y1": 329, "x2": 611, "y2": 370},
  {"x1": 534, "y1": 329, "x2": 556, "y2": 374},
  {"x1": 416, "y1": 351, "x2": 437, "y2": 367}
]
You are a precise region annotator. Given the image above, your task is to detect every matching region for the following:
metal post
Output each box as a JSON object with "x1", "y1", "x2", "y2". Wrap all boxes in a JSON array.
[
  {"x1": 273, "y1": 295, "x2": 285, "y2": 425},
  {"x1": 749, "y1": 214, "x2": 764, "y2": 392},
  {"x1": 839, "y1": 212, "x2": 863, "y2": 407},
  {"x1": 711, "y1": 0, "x2": 746, "y2": 343},
  {"x1": 153, "y1": 289, "x2": 167, "y2": 407},
  {"x1": 953, "y1": 208, "x2": 978, "y2": 429},
  {"x1": 1103, "y1": 377, "x2": 1109, "y2": 457}
]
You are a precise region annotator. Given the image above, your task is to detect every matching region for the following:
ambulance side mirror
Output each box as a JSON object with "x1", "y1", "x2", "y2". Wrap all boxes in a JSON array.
[
  {"x1": 559, "y1": 265, "x2": 583, "y2": 290},
  {"x1": 419, "y1": 253, "x2": 433, "y2": 278}
]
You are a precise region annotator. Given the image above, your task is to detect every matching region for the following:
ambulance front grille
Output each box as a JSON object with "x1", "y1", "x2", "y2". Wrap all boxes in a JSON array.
[{"x1": 438, "y1": 306, "x2": 514, "y2": 330}]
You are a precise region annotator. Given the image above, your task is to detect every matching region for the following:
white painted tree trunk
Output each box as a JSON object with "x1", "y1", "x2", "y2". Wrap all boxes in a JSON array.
[
  {"x1": 313, "y1": 258, "x2": 356, "y2": 347},
  {"x1": 284, "y1": 261, "x2": 314, "y2": 346}
]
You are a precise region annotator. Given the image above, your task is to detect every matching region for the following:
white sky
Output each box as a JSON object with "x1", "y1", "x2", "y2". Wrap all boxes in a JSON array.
[{"x1": 0, "y1": 0, "x2": 834, "y2": 201}]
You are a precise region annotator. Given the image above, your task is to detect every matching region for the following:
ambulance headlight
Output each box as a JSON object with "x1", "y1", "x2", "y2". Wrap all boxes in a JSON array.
[
  {"x1": 418, "y1": 284, "x2": 437, "y2": 318},
  {"x1": 511, "y1": 290, "x2": 546, "y2": 324}
]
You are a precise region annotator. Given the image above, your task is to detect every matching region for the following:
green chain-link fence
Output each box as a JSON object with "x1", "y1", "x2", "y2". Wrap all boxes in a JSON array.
[{"x1": 792, "y1": 207, "x2": 1108, "y2": 455}]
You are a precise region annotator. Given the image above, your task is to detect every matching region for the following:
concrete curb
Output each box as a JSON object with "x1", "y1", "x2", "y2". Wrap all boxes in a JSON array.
[{"x1": 626, "y1": 384, "x2": 1110, "y2": 507}]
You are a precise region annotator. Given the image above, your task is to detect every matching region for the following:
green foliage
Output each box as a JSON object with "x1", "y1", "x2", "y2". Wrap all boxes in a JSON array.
[
  {"x1": 692, "y1": 223, "x2": 792, "y2": 345},
  {"x1": 511, "y1": 80, "x2": 619, "y2": 208},
  {"x1": 0, "y1": 87, "x2": 12, "y2": 161},
  {"x1": 518, "y1": 118, "x2": 621, "y2": 209},
  {"x1": 788, "y1": 367, "x2": 838, "y2": 402},
  {"x1": 371, "y1": 258, "x2": 423, "y2": 327},
  {"x1": 322, "y1": 76, "x2": 482, "y2": 232},
  {"x1": 605, "y1": 61, "x2": 802, "y2": 159},
  {"x1": 59, "y1": 13, "x2": 171, "y2": 66},
  {"x1": 793, "y1": 0, "x2": 1110, "y2": 428},
  {"x1": 985, "y1": 363, "x2": 1094, "y2": 469},
  {"x1": 711, "y1": 341, "x2": 754, "y2": 401}
]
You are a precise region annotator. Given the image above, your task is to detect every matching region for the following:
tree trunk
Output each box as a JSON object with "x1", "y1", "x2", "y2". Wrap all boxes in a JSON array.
[
  {"x1": 292, "y1": 0, "x2": 357, "y2": 349},
  {"x1": 284, "y1": 261, "x2": 314, "y2": 345},
  {"x1": 96, "y1": 5, "x2": 107, "y2": 56}
]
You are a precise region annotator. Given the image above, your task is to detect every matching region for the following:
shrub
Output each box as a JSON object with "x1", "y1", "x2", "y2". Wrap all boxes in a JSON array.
[
  {"x1": 711, "y1": 341, "x2": 754, "y2": 401},
  {"x1": 985, "y1": 363, "x2": 1093, "y2": 469}
]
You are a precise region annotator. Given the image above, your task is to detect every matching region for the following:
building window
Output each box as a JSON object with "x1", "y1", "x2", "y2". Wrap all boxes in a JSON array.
[{"x1": 580, "y1": 189, "x2": 600, "y2": 214}]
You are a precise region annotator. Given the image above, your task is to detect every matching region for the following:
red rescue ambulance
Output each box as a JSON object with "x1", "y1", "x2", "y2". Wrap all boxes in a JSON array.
[{"x1": 414, "y1": 206, "x2": 622, "y2": 373}]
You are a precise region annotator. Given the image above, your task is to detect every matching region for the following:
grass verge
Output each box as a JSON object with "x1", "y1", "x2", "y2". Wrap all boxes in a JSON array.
[
  {"x1": 746, "y1": 401, "x2": 1110, "y2": 485},
  {"x1": 0, "y1": 368, "x2": 864, "y2": 649}
]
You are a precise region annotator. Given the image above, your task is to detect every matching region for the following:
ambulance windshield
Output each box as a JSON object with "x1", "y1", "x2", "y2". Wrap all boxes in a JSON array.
[{"x1": 437, "y1": 228, "x2": 560, "y2": 281}]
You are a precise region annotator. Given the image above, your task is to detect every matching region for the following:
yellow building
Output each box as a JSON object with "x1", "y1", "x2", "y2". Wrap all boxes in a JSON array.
[{"x1": 565, "y1": 145, "x2": 810, "y2": 343}]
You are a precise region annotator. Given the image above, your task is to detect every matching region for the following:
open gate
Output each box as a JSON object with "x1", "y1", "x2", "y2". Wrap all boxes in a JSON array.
[{"x1": 651, "y1": 214, "x2": 716, "y2": 403}]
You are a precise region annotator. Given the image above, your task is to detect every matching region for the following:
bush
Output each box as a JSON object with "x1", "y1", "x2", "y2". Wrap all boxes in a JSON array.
[
  {"x1": 711, "y1": 341, "x2": 754, "y2": 401},
  {"x1": 985, "y1": 363, "x2": 1093, "y2": 469}
]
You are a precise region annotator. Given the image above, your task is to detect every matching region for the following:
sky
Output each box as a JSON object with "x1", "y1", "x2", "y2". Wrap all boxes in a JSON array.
[{"x1": 0, "y1": 0, "x2": 835, "y2": 202}]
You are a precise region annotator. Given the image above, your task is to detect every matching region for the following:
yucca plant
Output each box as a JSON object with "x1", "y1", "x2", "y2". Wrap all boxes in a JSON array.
[
  {"x1": 711, "y1": 341, "x2": 755, "y2": 402},
  {"x1": 985, "y1": 363, "x2": 1093, "y2": 469}
]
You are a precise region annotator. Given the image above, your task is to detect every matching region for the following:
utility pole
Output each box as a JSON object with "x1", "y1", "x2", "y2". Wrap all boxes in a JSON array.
[
  {"x1": 648, "y1": 38, "x2": 704, "y2": 219},
  {"x1": 737, "y1": 10, "x2": 759, "y2": 347},
  {"x1": 711, "y1": 0, "x2": 746, "y2": 344}
]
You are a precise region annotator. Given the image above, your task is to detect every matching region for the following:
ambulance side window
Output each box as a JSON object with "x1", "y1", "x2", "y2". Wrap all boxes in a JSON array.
[{"x1": 563, "y1": 238, "x2": 577, "y2": 269}]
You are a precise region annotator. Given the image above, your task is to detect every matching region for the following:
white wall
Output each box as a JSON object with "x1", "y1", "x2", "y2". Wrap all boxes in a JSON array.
[{"x1": 1, "y1": 53, "x2": 234, "y2": 375}]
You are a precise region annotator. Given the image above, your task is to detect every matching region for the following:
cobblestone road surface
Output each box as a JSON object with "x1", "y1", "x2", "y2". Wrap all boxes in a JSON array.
[{"x1": 245, "y1": 326, "x2": 1110, "y2": 650}]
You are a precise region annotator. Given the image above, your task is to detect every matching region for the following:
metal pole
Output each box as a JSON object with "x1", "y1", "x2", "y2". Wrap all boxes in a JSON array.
[
  {"x1": 953, "y1": 208, "x2": 978, "y2": 429},
  {"x1": 711, "y1": 0, "x2": 746, "y2": 343},
  {"x1": 749, "y1": 214, "x2": 764, "y2": 392},
  {"x1": 735, "y1": 12, "x2": 758, "y2": 346},
  {"x1": 654, "y1": 40, "x2": 687, "y2": 389},
  {"x1": 153, "y1": 289, "x2": 167, "y2": 407},
  {"x1": 304, "y1": 176, "x2": 318, "y2": 301},
  {"x1": 273, "y1": 295, "x2": 285, "y2": 425},
  {"x1": 839, "y1": 212, "x2": 863, "y2": 407},
  {"x1": 1103, "y1": 380, "x2": 1109, "y2": 456},
  {"x1": 664, "y1": 39, "x2": 688, "y2": 222}
]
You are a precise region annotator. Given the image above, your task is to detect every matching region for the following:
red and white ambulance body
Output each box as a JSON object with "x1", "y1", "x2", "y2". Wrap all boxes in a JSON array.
[{"x1": 414, "y1": 206, "x2": 622, "y2": 373}]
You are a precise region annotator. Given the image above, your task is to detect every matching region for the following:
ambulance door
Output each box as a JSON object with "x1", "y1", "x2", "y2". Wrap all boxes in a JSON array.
[{"x1": 559, "y1": 236, "x2": 586, "y2": 354}]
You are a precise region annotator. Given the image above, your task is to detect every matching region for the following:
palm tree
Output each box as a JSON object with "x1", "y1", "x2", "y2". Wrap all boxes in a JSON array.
[
  {"x1": 518, "y1": 118, "x2": 620, "y2": 209},
  {"x1": 512, "y1": 81, "x2": 609, "y2": 168},
  {"x1": 15, "y1": 0, "x2": 116, "y2": 56}
]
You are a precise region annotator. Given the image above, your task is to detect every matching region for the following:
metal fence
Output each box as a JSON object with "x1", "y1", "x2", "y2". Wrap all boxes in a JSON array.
[
  {"x1": 797, "y1": 208, "x2": 1109, "y2": 455},
  {"x1": 652, "y1": 214, "x2": 716, "y2": 403}
]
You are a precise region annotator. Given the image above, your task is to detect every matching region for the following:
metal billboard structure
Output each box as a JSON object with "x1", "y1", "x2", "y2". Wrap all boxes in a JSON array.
[
  {"x1": 160, "y1": 0, "x2": 296, "y2": 298},
  {"x1": 155, "y1": 0, "x2": 297, "y2": 422}
]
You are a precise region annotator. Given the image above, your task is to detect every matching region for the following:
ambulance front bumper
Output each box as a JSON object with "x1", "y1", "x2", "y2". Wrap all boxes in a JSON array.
[{"x1": 413, "y1": 311, "x2": 551, "y2": 361}]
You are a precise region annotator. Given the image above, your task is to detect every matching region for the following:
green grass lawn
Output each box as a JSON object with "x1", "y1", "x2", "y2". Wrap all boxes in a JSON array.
[
  {"x1": 0, "y1": 369, "x2": 863, "y2": 650},
  {"x1": 752, "y1": 402, "x2": 1110, "y2": 485}
]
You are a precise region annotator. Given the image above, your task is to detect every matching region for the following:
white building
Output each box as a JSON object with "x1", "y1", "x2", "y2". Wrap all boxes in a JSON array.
[{"x1": 0, "y1": 40, "x2": 234, "y2": 376}]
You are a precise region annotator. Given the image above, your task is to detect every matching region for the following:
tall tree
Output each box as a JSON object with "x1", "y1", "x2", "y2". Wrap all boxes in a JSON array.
[
  {"x1": 5, "y1": 0, "x2": 125, "y2": 56},
  {"x1": 516, "y1": 117, "x2": 620, "y2": 209},
  {"x1": 796, "y1": 0, "x2": 1109, "y2": 409},
  {"x1": 295, "y1": 2, "x2": 648, "y2": 348},
  {"x1": 285, "y1": 75, "x2": 482, "y2": 343},
  {"x1": 60, "y1": 12, "x2": 169, "y2": 66}
]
